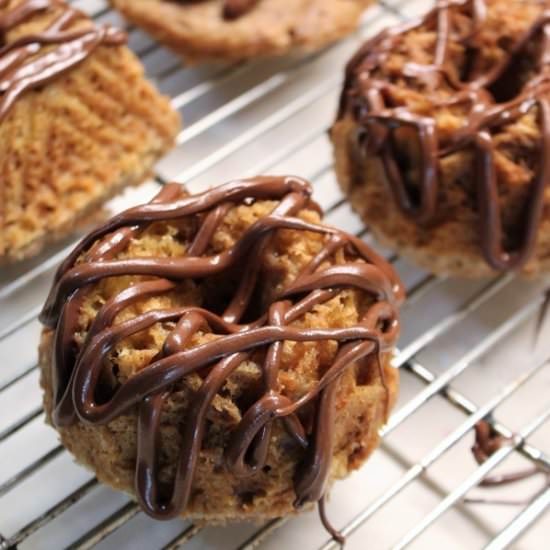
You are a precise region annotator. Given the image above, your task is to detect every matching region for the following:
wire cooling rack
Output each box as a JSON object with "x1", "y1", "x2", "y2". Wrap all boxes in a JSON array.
[{"x1": 1, "y1": 0, "x2": 550, "y2": 548}]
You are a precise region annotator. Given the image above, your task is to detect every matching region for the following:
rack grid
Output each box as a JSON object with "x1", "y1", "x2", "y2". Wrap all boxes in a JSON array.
[{"x1": 1, "y1": 0, "x2": 549, "y2": 549}]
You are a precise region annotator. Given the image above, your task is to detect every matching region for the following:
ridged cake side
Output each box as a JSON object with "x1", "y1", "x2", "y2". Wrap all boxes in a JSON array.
[
  {"x1": 0, "y1": 1, "x2": 180, "y2": 263},
  {"x1": 39, "y1": 181, "x2": 400, "y2": 521}
]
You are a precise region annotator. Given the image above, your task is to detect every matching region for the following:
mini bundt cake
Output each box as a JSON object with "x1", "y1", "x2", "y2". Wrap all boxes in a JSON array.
[
  {"x1": 0, "y1": 0, "x2": 180, "y2": 263},
  {"x1": 332, "y1": 0, "x2": 550, "y2": 277},
  {"x1": 109, "y1": 0, "x2": 373, "y2": 63},
  {"x1": 39, "y1": 176, "x2": 403, "y2": 535}
]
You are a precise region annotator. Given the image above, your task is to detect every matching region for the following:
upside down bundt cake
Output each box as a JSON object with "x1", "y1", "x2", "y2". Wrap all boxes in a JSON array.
[
  {"x1": 332, "y1": 0, "x2": 550, "y2": 277},
  {"x1": 39, "y1": 176, "x2": 403, "y2": 539}
]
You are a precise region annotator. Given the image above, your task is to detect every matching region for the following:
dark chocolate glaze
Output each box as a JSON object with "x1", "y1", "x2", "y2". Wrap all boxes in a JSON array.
[
  {"x1": 0, "y1": 0, "x2": 126, "y2": 122},
  {"x1": 39, "y1": 176, "x2": 403, "y2": 540},
  {"x1": 338, "y1": 0, "x2": 550, "y2": 271}
]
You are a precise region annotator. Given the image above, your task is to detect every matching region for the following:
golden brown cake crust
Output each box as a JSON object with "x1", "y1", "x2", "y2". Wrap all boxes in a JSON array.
[
  {"x1": 333, "y1": 117, "x2": 550, "y2": 278},
  {"x1": 332, "y1": 0, "x2": 550, "y2": 278},
  {"x1": 39, "y1": 178, "x2": 401, "y2": 522},
  {"x1": 0, "y1": 0, "x2": 180, "y2": 264},
  {"x1": 40, "y1": 333, "x2": 398, "y2": 520},
  {"x1": 110, "y1": 0, "x2": 372, "y2": 63}
]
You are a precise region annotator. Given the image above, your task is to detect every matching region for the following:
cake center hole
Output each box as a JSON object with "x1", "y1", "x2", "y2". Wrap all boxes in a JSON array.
[{"x1": 488, "y1": 26, "x2": 546, "y2": 103}]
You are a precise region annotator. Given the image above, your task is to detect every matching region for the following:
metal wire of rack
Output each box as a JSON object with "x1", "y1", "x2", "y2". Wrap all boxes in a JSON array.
[{"x1": 1, "y1": 0, "x2": 549, "y2": 549}]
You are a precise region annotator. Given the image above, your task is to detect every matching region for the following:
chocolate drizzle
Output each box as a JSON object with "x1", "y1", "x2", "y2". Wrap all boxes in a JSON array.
[
  {"x1": 39, "y1": 176, "x2": 403, "y2": 537},
  {"x1": 338, "y1": 0, "x2": 550, "y2": 271},
  {"x1": 0, "y1": 0, "x2": 126, "y2": 122}
]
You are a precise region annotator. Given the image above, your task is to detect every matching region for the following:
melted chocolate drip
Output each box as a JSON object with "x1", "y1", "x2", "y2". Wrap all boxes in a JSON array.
[
  {"x1": 338, "y1": 0, "x2": 550, "y2": 271},
  {"x1": 0, "y1": 0, "x2": 126, "y2": 122},
  {"x1": 39, "y1": 176, "x2": 404, "y2": 538},
  {"x1": 319, "y1": 496, "x2": 346, "y2": 547},
  {"x1": 471, "y1": 420, "x2": 550, "y2": 494}
]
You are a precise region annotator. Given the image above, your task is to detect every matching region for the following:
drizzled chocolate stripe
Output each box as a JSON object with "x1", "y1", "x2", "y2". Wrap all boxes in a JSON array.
[
  {"x1": 39, "y1": 176, "x2": 403, "y2": 536},
  {"x1": 338, "y1": 0, "x2": 550, "y2": 271},
  {"x1": 0, "y1": 0, "x2": 126, "y2": 122}
]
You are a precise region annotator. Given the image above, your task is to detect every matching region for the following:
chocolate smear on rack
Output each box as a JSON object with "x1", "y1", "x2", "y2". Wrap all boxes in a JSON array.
[
  {"x1": 466, "y1": 420, "x2": 550, "y2": 505},
  {"x1": 338, "y1": 0, "x2": 550, "y2": 271},
  {"x1": 39, "y1": 176, "x2": 404, "y2": 543}
]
